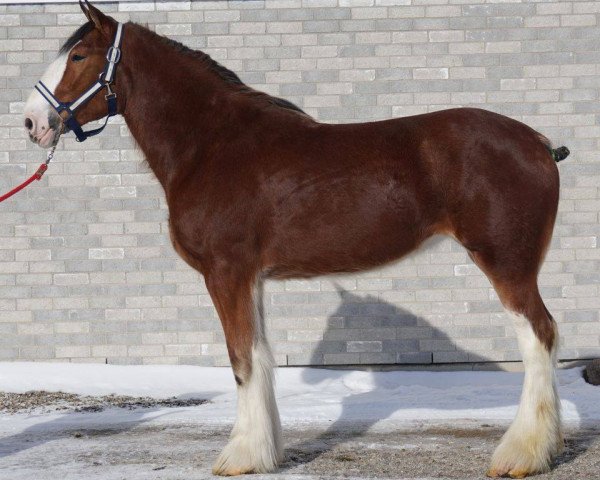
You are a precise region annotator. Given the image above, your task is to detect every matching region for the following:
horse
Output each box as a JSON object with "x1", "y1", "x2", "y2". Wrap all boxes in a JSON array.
[{"x1": 23, "y1": 2, "x2": 570, "y2": 477}]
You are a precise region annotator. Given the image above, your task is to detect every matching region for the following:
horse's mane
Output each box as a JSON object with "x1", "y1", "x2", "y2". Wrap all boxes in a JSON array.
[
  {"x1": 140, "y1": 23, "x2": 307, "y2": 116},
  {"x1": 61, "y1": 21, "x2": 307, "y2": 116}
]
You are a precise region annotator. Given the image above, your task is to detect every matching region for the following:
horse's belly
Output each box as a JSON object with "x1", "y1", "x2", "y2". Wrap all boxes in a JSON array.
[{"x1": 265, "y1": 195, "x2": 430, "y2": 278}]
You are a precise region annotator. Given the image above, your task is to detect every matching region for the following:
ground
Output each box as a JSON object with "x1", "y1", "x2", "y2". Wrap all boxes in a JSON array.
[
  {"x1": 0, "y1": 417, "x2": 598, "y2": 480},
  {"x1": 0, "y1": 363, "x2": 598, "y2": 479}
]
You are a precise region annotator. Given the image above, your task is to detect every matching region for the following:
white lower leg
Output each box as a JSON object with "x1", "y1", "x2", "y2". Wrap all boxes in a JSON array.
[
  {"x1": 489, "y1": 311, "x2": 562, "y2": 477},
  {"x1": 213, "y1": 341, "x2": 283, "y2": 475}
]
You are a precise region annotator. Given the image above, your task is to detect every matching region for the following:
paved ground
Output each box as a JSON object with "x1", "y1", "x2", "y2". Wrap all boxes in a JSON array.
[{"x1": 0, "y1": 416, "x2": 598, "y2": 480}]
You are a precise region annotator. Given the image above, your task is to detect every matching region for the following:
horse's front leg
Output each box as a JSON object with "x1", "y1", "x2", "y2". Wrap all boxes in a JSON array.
[{"x1": 206, "y1": 269, "x2": 283, "y2": 476}]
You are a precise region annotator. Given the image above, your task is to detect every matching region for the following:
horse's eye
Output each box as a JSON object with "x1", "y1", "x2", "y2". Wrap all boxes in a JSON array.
[{"x1": 71, "y1": 54, "x2": 86, "y2": 62}]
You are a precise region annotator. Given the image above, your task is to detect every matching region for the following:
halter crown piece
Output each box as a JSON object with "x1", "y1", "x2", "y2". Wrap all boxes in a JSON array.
[{"x1": 35, "y1": 22, "x2": 124, "y2": 142}]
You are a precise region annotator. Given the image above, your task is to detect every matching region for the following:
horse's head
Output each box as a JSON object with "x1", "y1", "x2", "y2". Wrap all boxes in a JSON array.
[{"x1": 24, "y1": 1, "x2": 120, "y2": 148}]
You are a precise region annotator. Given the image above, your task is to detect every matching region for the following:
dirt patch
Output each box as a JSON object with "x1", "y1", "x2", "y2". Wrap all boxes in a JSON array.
[
  {"x1": 282, "y1": 426, "x2": 600, "y2": 479},
  {"x1": 420, "y1": 424, "x2": 500, "y2": 438},
  {"x1": 0, "y1": 391, "x2": 208, "y2": 414}
]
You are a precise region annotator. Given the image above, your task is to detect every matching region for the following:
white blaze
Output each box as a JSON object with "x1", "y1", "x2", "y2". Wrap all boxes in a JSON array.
[{"x1": 24, "y1": 52, "x2": 68, "y2": 121}]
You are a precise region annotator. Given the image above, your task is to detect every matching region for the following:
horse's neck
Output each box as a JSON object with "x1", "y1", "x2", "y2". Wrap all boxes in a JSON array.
[{"x1": 119, "y1": 25, "x2": 228, "y2": 192}]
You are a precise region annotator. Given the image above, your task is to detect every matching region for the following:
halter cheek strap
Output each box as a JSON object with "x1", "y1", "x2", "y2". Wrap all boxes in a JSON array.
[{"x1": 34, "y1": 22, "x2": 124, "y2": 143}]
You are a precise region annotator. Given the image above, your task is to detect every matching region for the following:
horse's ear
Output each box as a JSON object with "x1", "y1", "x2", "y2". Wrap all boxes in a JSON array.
[{"x1": 79, "y1": 0, "x2": 114, "y2": 38}]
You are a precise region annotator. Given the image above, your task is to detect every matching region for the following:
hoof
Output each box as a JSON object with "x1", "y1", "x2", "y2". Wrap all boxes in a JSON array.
[
  {"x1": 508, "y1": 469, "x2": 530, "y2": 479},
  {"x1": 486, "y1": 467, "x2": 536, "y2": 478},
  {"x1": 212, "y1": 465, "x2": 254, "y2": 477},
  {"x1": 212, "y1": 433, "x2": 281, "y2": 477},
  {"x1": 487, "y1": 442, "x2": 554, "y2": 478},
  {"x1": 487, "y1": 458, "x2": 551, "y2": 478},
  {"x1": 212, "y1": 451, "x2": 257, "y2": 477},
  {"x1": 486, "y1": 468, "x2": 502, "y2": 478},
  {"x1": 487, "y1": 442, "x2": 553, "y2": 479},
  {"x1": 487, "y1": 417, "x2": 561, "y2": 479}
]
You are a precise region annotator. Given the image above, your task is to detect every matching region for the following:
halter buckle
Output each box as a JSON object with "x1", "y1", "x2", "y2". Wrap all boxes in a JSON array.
[
  {"x1": 106, "y1": 46, "x2": 121, "y2": 64},
  {"x1": 105, "y1": 83, "x2": 116, "y2": 100}
]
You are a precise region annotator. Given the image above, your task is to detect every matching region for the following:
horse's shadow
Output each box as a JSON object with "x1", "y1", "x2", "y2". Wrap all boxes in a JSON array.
[{"x1": 283, "y1": 287, "x2": 591, "y2": 469}]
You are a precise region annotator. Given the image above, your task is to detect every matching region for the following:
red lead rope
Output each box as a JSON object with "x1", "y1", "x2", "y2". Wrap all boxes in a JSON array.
[
  {"x1": 0, "y1": 141, "x2": 58, "y2": 203},
  {"x1": 0, "y1": 163, "x2": 49, "y2": 203}
]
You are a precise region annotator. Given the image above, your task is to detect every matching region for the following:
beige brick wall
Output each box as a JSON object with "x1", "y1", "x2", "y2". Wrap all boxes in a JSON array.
[{"x1": 0, "y1": 0, "x2": 599, "y2": 366}]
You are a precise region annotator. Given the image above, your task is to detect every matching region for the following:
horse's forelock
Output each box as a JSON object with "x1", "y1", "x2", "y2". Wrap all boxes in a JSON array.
[{"x1": 59, "y1": 21, "x2": 95, "y2": 56}]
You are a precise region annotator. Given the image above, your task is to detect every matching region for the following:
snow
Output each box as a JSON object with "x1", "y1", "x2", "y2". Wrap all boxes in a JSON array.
[{"x1": 0, "y1": 362, "x2": 598, "y2": 434}]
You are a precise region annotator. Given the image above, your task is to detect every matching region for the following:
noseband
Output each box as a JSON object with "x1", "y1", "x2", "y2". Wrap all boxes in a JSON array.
[{"x1": 35, "y1": 23, "x2": 124, "y2": 143}]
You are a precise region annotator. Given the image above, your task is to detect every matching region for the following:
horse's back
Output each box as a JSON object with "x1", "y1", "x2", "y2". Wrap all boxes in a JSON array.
[{"x1": 258, "y1": 107, "x2": 559, "y2": 277}]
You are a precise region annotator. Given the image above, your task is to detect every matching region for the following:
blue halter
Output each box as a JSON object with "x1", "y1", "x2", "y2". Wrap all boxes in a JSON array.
[{"x1": 35, "y1": 22, "x2": 124, "y2": 143}]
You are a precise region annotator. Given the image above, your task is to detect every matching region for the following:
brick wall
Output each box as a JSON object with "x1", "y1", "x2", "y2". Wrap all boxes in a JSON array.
[{"x1": 0, "y1": 0, "x2": 598, "y2": 366}]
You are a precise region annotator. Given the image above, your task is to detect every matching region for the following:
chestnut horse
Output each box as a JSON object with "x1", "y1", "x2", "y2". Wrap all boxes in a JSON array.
[{"x1": 23, "y1": 2, "x2": 570, "y2": 478}]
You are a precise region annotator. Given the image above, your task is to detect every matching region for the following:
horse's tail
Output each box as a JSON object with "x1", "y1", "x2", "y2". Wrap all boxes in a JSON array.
[
  {"x1": 551, "y1": 146, "x2": 570, "y2": 162},
  {"x1": 537, "y1": 133, "x2": 570, "y2": 163}
]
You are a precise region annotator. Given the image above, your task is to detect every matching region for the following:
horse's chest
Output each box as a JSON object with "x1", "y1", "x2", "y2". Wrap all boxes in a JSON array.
[{"x1": 168, "y1": 219, "x2": 207, "y2": 272}]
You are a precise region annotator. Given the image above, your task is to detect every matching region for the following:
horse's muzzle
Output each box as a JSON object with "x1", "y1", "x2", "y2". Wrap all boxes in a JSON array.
[{"x1": 24, "y1": 110, "x2": 62, "y2": 148}]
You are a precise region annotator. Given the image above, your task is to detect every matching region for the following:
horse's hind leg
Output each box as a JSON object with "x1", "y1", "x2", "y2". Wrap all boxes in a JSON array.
[
  {"x1": 489, "y1": 283, "x2": 562, "y2": 478},
  {"x1": 468, "y1": 251, "x2": 562, "y2": 478},
  {"x1": 206, "y1": 270, "x2": 282, "y2": 476}
]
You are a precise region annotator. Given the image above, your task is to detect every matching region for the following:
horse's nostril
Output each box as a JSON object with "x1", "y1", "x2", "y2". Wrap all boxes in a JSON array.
[{"x1": 24, "y1": 118, "x2": 33, "y2": 131}]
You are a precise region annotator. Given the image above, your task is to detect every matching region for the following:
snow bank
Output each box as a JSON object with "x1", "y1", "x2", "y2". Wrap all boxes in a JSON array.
[{"x1": 0, "y1": 362, "x2": 597, "y2": 432}]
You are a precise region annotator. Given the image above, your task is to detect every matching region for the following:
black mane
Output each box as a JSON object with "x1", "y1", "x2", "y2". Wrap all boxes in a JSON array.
[
  {"x1": 152, "y1": 28, "x2": 307, "y2": 116},
  {"x1": 59, "y1": 21, "x2": 94, "y2": 55}
]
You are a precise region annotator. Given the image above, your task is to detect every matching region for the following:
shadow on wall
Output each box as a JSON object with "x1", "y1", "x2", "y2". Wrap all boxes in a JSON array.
[{"x1": 306, "y1": 287, "x2": 492, "y2": 367}]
